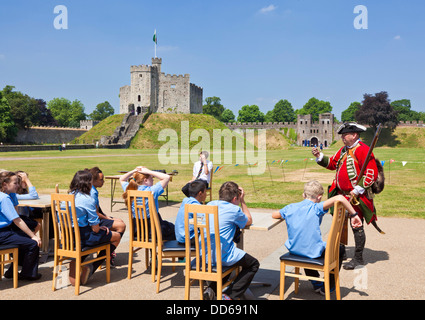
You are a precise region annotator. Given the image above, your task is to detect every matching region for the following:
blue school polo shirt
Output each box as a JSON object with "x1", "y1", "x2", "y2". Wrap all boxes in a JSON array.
[
  {"x1": 121, "y1": 181, "x2": 164, "y2": 219},
  {"x1": 90, "y1": 186, "x2": 100, "y2": 208},
  {"x1": 0, "y1": 192, "x2": 19, "y2": 228},
  {"x1": 279, "y1": 199, "x2": 328, "y2": 259},
  {"x1": 175, "y1": 197, "x2": 200, "y2": 243},
  {"x1": 69, "y1": 192, "x2": 100, "y2": 228},
  {"x1": 207, "y1": 200, "x2": 248, "y2": 266}
]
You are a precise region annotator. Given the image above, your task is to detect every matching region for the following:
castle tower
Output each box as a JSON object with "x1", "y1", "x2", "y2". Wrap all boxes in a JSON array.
[{"x1": 119, "y1": 57, "x2": 203, "y2": 115}]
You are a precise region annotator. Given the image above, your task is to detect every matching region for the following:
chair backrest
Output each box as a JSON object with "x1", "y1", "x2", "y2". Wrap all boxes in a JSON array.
[
  {"x1": 51, "y1": 193, "x2": 81, "y2": 253},
  {"x1": 184, "y1": 204, "x2": 223, "y2": 274},
  {"x1": 324, "y1": 201, "x2": 346, "y2": 265},
  {"x1": 209, "y1": 168, "x2": 213, "y2": 187},
  {"x1": 127, "y1": 190, "x2": 157, "y2": 246}
]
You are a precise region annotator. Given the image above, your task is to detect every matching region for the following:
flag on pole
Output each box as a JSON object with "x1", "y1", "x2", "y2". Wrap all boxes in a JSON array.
[{"x1": 153, "y1": 30, "x2": 157, "y2": 44}]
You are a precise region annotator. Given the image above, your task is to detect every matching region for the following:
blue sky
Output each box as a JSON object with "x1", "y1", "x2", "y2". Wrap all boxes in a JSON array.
[{"x1": 1, "y1": 0, "x2": 424, "y2": 119}]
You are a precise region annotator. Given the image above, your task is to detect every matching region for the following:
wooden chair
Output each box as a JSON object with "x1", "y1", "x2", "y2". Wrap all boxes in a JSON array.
[
  {"x1": 0, "y1": 245, "x2": 18, "y2": 289},
  {"x1": 126, "y1": 190, "x2": 157, "y2": 282},
  {"x1": 279, "y1": 201, "x2": 346, "y2": 300},
  {"x1": 51, "y1": 193, "x2": 111, "y2": 296},
  {"x1": 151, "y1": 193, "x2": 195, "y2": 293},
  {"x1": 184, "y1": 204, "x2": 239, "y2": 300},
  {"x1": 203, "y1": 169, "x2": 213, "y2": 204}
]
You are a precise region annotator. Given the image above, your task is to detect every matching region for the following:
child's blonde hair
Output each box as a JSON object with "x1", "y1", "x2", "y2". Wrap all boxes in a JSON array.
[{"x1": 303, "y1": 180, "x2": 324, "y2": 199}]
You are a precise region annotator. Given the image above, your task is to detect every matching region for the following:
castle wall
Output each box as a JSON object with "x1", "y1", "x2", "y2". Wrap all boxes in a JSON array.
[
  {"x1": 14, "y1": 127, "x2": 88, "y2": 144},
  {"x1": 157, "y1": 73, "x2": 190, "y2": 113}
]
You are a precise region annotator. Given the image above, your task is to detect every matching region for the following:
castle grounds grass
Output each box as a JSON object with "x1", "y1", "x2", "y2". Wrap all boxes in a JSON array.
[{"x1": 1, "y1": 145, "x2": 424, "y2": 220}]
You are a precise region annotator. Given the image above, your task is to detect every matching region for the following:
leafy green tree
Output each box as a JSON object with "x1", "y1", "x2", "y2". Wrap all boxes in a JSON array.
[
  {"x1": 220, "y1": 108, "x2": 235, "y2": 122},
  {"x1": 0, "y1": 91, "x2": 17, "y2": 142},
  {"x1": 237, "y1": 105, "x2": 265, "y2": 123},
  {"x1": 391, "y1": 99, "x2": 421, "y2": 121},
  {"x1": 2, "y1": 85, "x2": 40, "y2": 129},
  {"x1": 297, "y1": 97, "x2": 333, "y2": 121},
  {"x1": 341, "y1": 102, "x2": 361, "y2": 122},
  {"x1": 89, "y1": 101, "x2": 115, "y2": 121},
  {"x1": 203, "y1": 96, "x2": 224, "y2": 120},
  {"x1": 2, "y1": 85, "x2": 57, "y2": 128},
  {"x1": 355, "y1": 91, "x2": 399, "y2": 130},
  {"x1": 268, "y1": 99, "x2": 296, "y2": 122},
  {"x1": 48, "y1": 98, "x2": 87, "y2": 127}
]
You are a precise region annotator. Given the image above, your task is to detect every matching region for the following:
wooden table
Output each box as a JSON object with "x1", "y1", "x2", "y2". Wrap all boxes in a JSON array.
[
  {"x1": 17, "y1": 194, "x2": 52, "y2": 255},
  {"x1": 239, "y1": 210, "x2": 283, "y2": 250},
  {"x1": 105, "y1": 171, "x2": 176, "y2": 211}
]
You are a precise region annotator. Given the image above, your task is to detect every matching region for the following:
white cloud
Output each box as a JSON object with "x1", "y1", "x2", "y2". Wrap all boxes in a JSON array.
[
  {"x1": 259, "y1": 5, "x2": 277, "y2": 14},
  {"x1": 394, "y1": 35, "x2": 401, "y2": 40}
]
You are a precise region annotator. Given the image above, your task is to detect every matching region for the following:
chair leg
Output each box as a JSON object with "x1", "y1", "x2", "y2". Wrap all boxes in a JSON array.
[
  {"x1": 52, "y1": 253, "x2": 59, "y2": 291},
  {"x1": 294, "y1": 267, "x2": 300, "y2": 294},
  {"x1": 199, "y1": 280, "x2": 204, "y2": 300},
  {"x1": 324, "y1": 272, "x2": 330, "y2": 300},
  {"x1": 217, "y1": 280, "x2": 222, "y2": 300},
  {"x1": 128, "y1": 248, "x2": 133, "y2": 279},
  {"x1": 145, "y1": 248, "x2": 149, "y2": 269},
  {"x1": 334, "y1": 268, "x2": 341, "y2": 300},
  {"x1": 151, "y1": 250, "x2": 156, "y2": 283},
  {"x1": 185, "y1": 272, "x2": 191, "y2": 300},
  {"x1": 279, "y1": 261, "x2": 285, "y2": 300},
  {"x1": 12, "y1": 248, "x2": 18, "y2": 289},
  {"x1": 0, "y1": 254, "x2": 3, "y2": 279},
  {"x1": 75, "y1": 258, "x2": 81, "y2": 296},
  {"x1": 156, "y1": 257, "x2": 162, "y2": 293},
  {"x1": 106, "y1": 244, "x2": 111, "y2": 283}
]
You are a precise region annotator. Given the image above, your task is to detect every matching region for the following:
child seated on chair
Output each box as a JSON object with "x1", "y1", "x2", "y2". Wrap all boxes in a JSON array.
[
  {"x1": 0, "y1": 171, "x2": 42, "y2": 281},
  {"x1": 120, "y1": 166, "x2": 175, "y2": 241},
  {"x1": 271, "y1": 180, "x2": 362, "y2": 294},
  {"x1": 175, "y1": 180, "x2": 207, "y2": 244},
  {"x1": 205, "y1": 181, "x2": 260, "y2": 300},
  {"x1": 89, "y1": 167, "x2": 126, "y2": 266},
  {"x1": 67, "y1": 170, "x2": 122, "y2": 286}
]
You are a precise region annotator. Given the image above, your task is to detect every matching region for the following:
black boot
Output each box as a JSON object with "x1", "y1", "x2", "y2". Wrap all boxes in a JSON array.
[{"x1": 343, "y1": 226, "x2": 366, "y2": 270}]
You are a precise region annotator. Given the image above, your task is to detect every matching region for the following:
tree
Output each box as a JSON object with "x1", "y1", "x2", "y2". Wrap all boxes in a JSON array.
[
  {"x1": 203, "y1": 96, "x2": 224, "y2": 120},
  {"x1": 268, "y1": 99, "x2": 296, "y2": 123},
  {"x1": 2, "y1": 86, "x2": 57, "y2": 128},
  {"x1": 47, "y1": 98, "x2": 87, "y2": 127},
  {"x1": 391, "y1": 99, "x2": 421, "y2": 122},
  {"x1": 89, "y1": 101, "x2": 115, "y2": 121},
  {"x1": 0, "y1": 91, "x2": 17, "y2": 142},
  {"x1": 220, "y1": 109, "x2": 235, "y2": 122},
  {"x1": 355, "y1": 91, "x2": 399, "y2": 130},
  {"x1": 237, "y1": 105, "x2": 265, "y2": 123},
  {"x1": 2, "y1": 85, "x2": 41, "y2": 129},
  {"x1": 341, "y1": 102, "x2": 361, "y2": 122},
  {"x1": 297, "y1": 97, "x2": 333, "y2": 121}
]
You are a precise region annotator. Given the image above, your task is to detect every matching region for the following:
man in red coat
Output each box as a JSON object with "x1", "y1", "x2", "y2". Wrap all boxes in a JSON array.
[{"x1": 312, "y1": 122, "x2": 378, "y2": 270}]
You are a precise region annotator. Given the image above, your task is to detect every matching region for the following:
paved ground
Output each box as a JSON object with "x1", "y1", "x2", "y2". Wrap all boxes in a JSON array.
[{"x1": 1, "y1": 196, "x2": 424, "y2": 301}]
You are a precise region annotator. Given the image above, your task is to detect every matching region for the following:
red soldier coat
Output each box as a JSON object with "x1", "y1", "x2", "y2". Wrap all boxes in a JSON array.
[{"x1": 317, "y1": 141, "x2": 378, "y2": 224}]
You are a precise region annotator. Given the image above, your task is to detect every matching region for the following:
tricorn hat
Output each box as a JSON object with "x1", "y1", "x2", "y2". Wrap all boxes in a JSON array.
[{"x1": 337, "y1": 122, "x2": 367, "y2": 134}]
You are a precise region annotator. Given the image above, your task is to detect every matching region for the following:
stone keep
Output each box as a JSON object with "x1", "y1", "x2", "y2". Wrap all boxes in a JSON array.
[{"x1": 119, "y1": 57, "x2": 203, "y2": 115}]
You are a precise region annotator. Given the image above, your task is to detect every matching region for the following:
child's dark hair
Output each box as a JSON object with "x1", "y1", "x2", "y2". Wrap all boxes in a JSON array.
[
  {"x1": 89, "y1": 167, "x2": 102, "y2": 181},
  {"x1": 218, "y1": 181, "x2": 240, "y2": 202},
  {"x1": 69, "y1": 170, "x2": 93, "y2": 195},
  {"x1": 188, "y1": 180, "x2": 206, "y2": 198},
  {"x1": 0, "y1": 171, "x2": 16, "y2": 193}
]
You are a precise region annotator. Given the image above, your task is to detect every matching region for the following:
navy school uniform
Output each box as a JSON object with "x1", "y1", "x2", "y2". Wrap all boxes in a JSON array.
[{"x1": 0, "y1": 192, "x2": 40, "y2": 278}]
